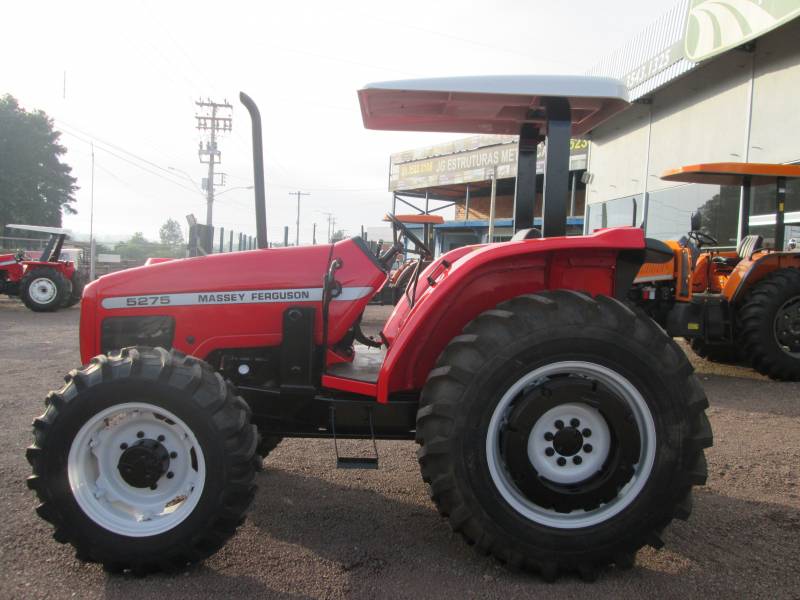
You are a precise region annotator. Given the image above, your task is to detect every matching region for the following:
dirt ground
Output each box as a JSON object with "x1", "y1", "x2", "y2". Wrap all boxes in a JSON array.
[{"x1": 1, "y1": 299, "x2": 799, "y2": 599}]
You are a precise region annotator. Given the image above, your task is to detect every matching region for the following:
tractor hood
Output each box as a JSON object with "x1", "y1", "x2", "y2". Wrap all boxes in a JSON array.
[{"x1": 80, "y1": 238, "x2": 388, "y2": 363}]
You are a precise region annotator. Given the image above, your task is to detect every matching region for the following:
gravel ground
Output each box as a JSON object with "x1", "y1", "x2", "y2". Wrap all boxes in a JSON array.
[{"x1": 1, "y1": 298, "x2": 799, "y2": 599}]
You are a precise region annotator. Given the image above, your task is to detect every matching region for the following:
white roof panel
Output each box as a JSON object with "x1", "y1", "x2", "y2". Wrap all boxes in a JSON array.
[
  {"x1": 6, "y1": 224, "x2": 71, "y2": 236},
  {"x1": 359, "y1": 75, "x2": 629, "y2": 136}
]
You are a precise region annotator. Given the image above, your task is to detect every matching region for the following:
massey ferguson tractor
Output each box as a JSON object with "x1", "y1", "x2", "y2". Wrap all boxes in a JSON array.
[
  {"x1": 0, "y1": 224, "x2": 86, "y2": 311},
  {"x1": 26, "y1": 78, "x2": 712, "y2": 581},
  {"x1": 632, "y1": 163, "x2": 800, "y2": 380}
]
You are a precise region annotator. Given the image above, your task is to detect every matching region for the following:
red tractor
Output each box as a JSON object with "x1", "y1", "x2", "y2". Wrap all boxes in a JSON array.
[
  {"x1": 26, "y1": 78, "x2": 711, "y2": 580},
  {"x1": 0, "y1": 224, "x2": 85, "y2": 311}
]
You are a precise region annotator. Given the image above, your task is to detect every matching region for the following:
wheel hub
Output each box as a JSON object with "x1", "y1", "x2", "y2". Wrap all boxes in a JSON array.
[
  {"x1": 117, "y1": 439, "x2": 170, "y2": 488},
  {"x1": 552, "y1": 427, "x2": 583, "y2": 456}
]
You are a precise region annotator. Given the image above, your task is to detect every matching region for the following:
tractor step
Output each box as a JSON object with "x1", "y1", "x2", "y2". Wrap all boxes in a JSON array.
[{"x1": 329, "y1": 406, "x2": 380, "y2": 469}]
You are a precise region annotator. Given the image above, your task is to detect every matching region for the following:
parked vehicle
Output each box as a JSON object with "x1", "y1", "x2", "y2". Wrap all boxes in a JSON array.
[
  {"x1": 632, "y1": 163, "x2": 800, "y2": 380},
  {"x1": 0, "y1": 225, "x2": 86, "y2": 311},
  {"x1": 27, "y1": 78, "x2": 711, "y2": 580}
]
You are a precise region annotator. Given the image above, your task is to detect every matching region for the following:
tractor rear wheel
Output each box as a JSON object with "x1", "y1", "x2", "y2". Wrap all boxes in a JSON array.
[
  {"x1": 738, "y1": 268, "x2": 800, "y2": 381},
  {"x1": 20, "y1": 267, "x2": 68, "y2": 312},
  {"x1": 26, "y1": 347, "x2": 258, "y2": 574},
  {"x1": 416, "y1": 291, "x2": 711, "y2": 581}
]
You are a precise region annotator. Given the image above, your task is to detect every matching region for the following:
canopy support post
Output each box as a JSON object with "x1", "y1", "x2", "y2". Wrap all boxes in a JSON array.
[
  {"x1": 513, "y1": 123, "x2": 540, "y2": 233},
  {"x1": 541, "y1": 98, "x2": 571, "y2": 238}
]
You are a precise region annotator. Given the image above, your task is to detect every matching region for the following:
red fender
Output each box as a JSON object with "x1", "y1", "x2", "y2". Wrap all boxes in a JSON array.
[{"x1": 376, "y1": 227, "x2": 646, "y2": 402}]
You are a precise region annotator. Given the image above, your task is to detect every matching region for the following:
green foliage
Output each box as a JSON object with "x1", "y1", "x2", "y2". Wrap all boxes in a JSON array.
[
  {"x1": 114, "y1": 231, "x2": 185, "y2": 263},
  {"x1": 159, "y1": 218, "x2": 184, "y2": 246},
  {"x1": 0, "y1": 95, "x2": 77, "y2": 229},
  {"x1": 330, "y1": 229, "x2": 346, "y2": 242}
]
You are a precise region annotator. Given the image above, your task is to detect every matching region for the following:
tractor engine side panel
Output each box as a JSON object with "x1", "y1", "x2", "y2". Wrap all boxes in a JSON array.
[
  {"x1": 80, "y1": 239, "x2": 386, "y2": 364},
  {"x1": 377, "y1": 227, "x2": 647, "y2": 402}
]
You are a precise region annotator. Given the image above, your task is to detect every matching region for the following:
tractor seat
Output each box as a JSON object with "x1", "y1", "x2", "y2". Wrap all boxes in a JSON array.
[
  {"x1": 511, "y1": 228, "x2": 542, "y2": 241},
  {"x1": 737, "y1": 234, "x2": 763, "y2": 260}
]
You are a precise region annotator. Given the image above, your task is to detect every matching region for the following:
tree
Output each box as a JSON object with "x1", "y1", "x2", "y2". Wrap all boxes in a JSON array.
[
  {"x1": 330, "y1": 229, "x2": 346, "y2": 242},
  {"x1": 159, "y1": 218, "x2": 184, "y2": 246},
  {"x1": 0, "y1": 95, "x2": 77, "y2": 230}
]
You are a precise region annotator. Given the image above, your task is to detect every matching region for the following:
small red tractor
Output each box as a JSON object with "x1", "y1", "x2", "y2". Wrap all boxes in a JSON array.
[
  {"x1": 632, "y1": 164, "x2": 800, "y2": 380},
  {"x1": 1, "y1": 224, "x2": 86, "y2": 311},
  {"x1": 27, "y1": 78, "x2": 711, "y2": 580}
]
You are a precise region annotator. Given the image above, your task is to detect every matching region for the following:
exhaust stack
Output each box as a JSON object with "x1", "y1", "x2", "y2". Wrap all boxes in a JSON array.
[{"x1": 239, "y1": 92, "x2": 268, "y2": 248}]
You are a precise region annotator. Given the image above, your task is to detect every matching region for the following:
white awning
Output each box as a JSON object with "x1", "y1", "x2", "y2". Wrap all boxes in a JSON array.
[
  {"x1": 359, "y1": 75, "x2": 629, "y2": 136},
  {"x1": 6, "y1": 224, "x2": 71, "y2": 236}
]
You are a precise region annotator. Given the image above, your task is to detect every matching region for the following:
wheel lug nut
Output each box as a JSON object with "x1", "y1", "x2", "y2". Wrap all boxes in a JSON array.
[
  {"x1": 573, "y1": 456, "x2": 582, "y2": 465},
  {"x1": 584, "y1": 444, "x2": 593, "y2": 453},
  {"x1": 554, "y1": 420, "x2": 564, "y2": 430},
  {"x1": 557, "y1": 457, "x2": 566, "y2": 466},
  {"x1": 170, "y1": 451, "x2": 177, "y2": 459},
  {"x1": 136, "y1": 431, "x2": 144, "y2": 439},
  {"x1": 157, "y1": 435, "x2": 165, "y2": 442},
  {"x1": 544, "y1": 432, "x2": 554, "y2": 441},
  {"x1": 582, "y1": 428, "x2": 591, "y2": 437},
  {"x1": 545, "y1": 447, "x2": 555, "y2": 457},
  {"x1": 166, "y1": 472, "x2": 174, "y2": 479},
  {"x1": 119, "y1": 443, "x2": 128, "y2": 450},
  {"x1": 570, "y1": 418, "x2": 580, "y2": 428}
]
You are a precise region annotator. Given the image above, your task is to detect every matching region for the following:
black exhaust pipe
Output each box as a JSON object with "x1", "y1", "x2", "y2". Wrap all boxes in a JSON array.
[{"x1": 239, "y1": 92, "x2": 268, "y2": 249}]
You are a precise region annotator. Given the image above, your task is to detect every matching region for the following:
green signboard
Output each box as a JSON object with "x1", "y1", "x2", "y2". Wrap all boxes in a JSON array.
[{"x1": 685, "y1": 0, "x2": 800, "y2": 62}]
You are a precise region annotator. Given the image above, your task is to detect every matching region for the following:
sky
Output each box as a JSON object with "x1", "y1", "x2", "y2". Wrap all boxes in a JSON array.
[{"x1": 1, "y1": 0, "x2": 673, "y2": 245}]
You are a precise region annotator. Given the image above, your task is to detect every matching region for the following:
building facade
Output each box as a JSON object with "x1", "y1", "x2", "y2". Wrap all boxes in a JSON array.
[{"x1": 585, "y1": 0, "x2": 800, "y2": 249}]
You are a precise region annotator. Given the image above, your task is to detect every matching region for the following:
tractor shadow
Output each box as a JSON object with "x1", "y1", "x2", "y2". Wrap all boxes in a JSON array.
[{"x1": 246, "y1": 461, "x2": 800, "y2": 597}]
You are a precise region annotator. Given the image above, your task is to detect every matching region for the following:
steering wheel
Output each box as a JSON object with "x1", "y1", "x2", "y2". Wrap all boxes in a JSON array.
[
  {"x1": 688, "y1": 230, "x2": 718, "y2": 247},
  {"x1": 385, "y1": 213, "x2": 433, "y2": 260},
  {"x1": 14, "y1": 249, "x2": 26, "y2": 262}
]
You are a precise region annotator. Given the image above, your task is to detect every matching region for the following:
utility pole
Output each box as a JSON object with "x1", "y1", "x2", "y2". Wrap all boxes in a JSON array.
[
  {"x1": 289, "y1": 191, "x2": 310, "y2": 246},
  {"x1": 312, "y1": 223, "x2": 317, "y2": 245},
  {"x1": 196, "y1": 99, "x2": 233, "y2": 237}
]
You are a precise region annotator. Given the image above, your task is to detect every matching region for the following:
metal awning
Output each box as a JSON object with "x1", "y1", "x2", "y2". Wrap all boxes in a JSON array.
[
  {"x1": 358, "y1": 75, "x2": 629, "y2": 136},
  {"x1": 6, "y1": 224, "x2": 71, "y2": 236},
  {"x1": 662, "y1": 163, "x2": 800, "y2": 186}
]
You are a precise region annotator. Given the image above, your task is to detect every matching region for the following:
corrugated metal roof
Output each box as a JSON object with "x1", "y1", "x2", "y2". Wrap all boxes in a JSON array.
[{"x1": 586, "y1": 0, "x2": 698, "y2": 101}]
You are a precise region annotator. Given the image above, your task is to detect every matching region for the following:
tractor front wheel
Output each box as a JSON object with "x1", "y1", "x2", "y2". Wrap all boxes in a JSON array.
[
  {"x1": 26, "y1": 347, "x2": 258, "y2": 574},
  {"x1": 416, "y1": 291, "x2": 711, "y2": 580},
  {"x1": 738, "y1": 268, "x2": 800, "y2": 381},
  {"x1": 20, "y1": 267, "x2": 68, "y2": 312}
]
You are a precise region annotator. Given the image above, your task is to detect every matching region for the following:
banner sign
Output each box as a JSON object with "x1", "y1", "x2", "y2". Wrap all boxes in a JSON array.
[{"x1": 390, "y1": 139, "x2": 589, "y2": 192}]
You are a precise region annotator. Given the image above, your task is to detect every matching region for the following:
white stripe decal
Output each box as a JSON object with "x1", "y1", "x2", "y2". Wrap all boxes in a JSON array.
[
  {"x1": 100, "y1": 286, "x2": 374, "y2": 309},
  {"x1": 0, "y1": 260, "x2": 17, "y2": 266}
]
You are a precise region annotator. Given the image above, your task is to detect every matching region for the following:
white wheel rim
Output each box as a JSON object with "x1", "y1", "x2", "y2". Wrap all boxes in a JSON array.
[
  {"x1": 486, "y1": 361, "x2": 657, "y2": 529},
  {"x1": 29, "y1": 277, "x2": 57, "y2": 304},
  {"x1": 527, "y1": 403, "x2": 611, "y2": 485},
  {"x1": 68, "y1": 402, "x2": 206, "y2": 537}
]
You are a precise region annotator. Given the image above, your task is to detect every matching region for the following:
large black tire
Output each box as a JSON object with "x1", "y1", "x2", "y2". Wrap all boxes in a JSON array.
[
  {"x1": 26, "y1": 347, "x2": 258, "y2": 574},
  {"x1": 688, "y1": 338, "x2": 742, "y2": 364},
  {"x1": 20, "y1": 267, "x2": 68, "y2": 312},
  {"x1": 62, "y1": 270, "x2": 86, "y2": 308},
  {"x1": 416, "y1": 291, "x2": 711, "y2": 581},
  {"x1": 738, "y1": 268, "x2": 800, "y2": 381}
]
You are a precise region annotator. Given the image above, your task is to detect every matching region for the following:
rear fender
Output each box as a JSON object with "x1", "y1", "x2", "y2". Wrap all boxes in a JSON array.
[
  {"x1": 725, "y1": 251, "x2": 800, "y2": 303},
  {"x1": 376, "y1": 227, "x2": 647, "y2": 402}
]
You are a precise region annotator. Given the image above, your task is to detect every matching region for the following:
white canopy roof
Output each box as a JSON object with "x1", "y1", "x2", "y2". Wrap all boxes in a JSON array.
[
  {"x1": 6, "y1": 224, "x2": 71, "y2": 236},
  {"x1": 359, "y1": 75, "x2": 629, "y2": 136}
]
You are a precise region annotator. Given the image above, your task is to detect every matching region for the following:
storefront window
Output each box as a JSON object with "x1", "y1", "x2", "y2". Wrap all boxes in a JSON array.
[
  {"x1": 585, "y1": 197, "x2": 639, "y2": 232},
  {"x1": 646, "y1": 184, "x2": 738, "y2": 247}
]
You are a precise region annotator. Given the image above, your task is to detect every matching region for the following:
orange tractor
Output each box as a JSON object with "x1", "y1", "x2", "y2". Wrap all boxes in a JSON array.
[{"x1": 632, "y1": 163, "x2": 800, "y2": 380}]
